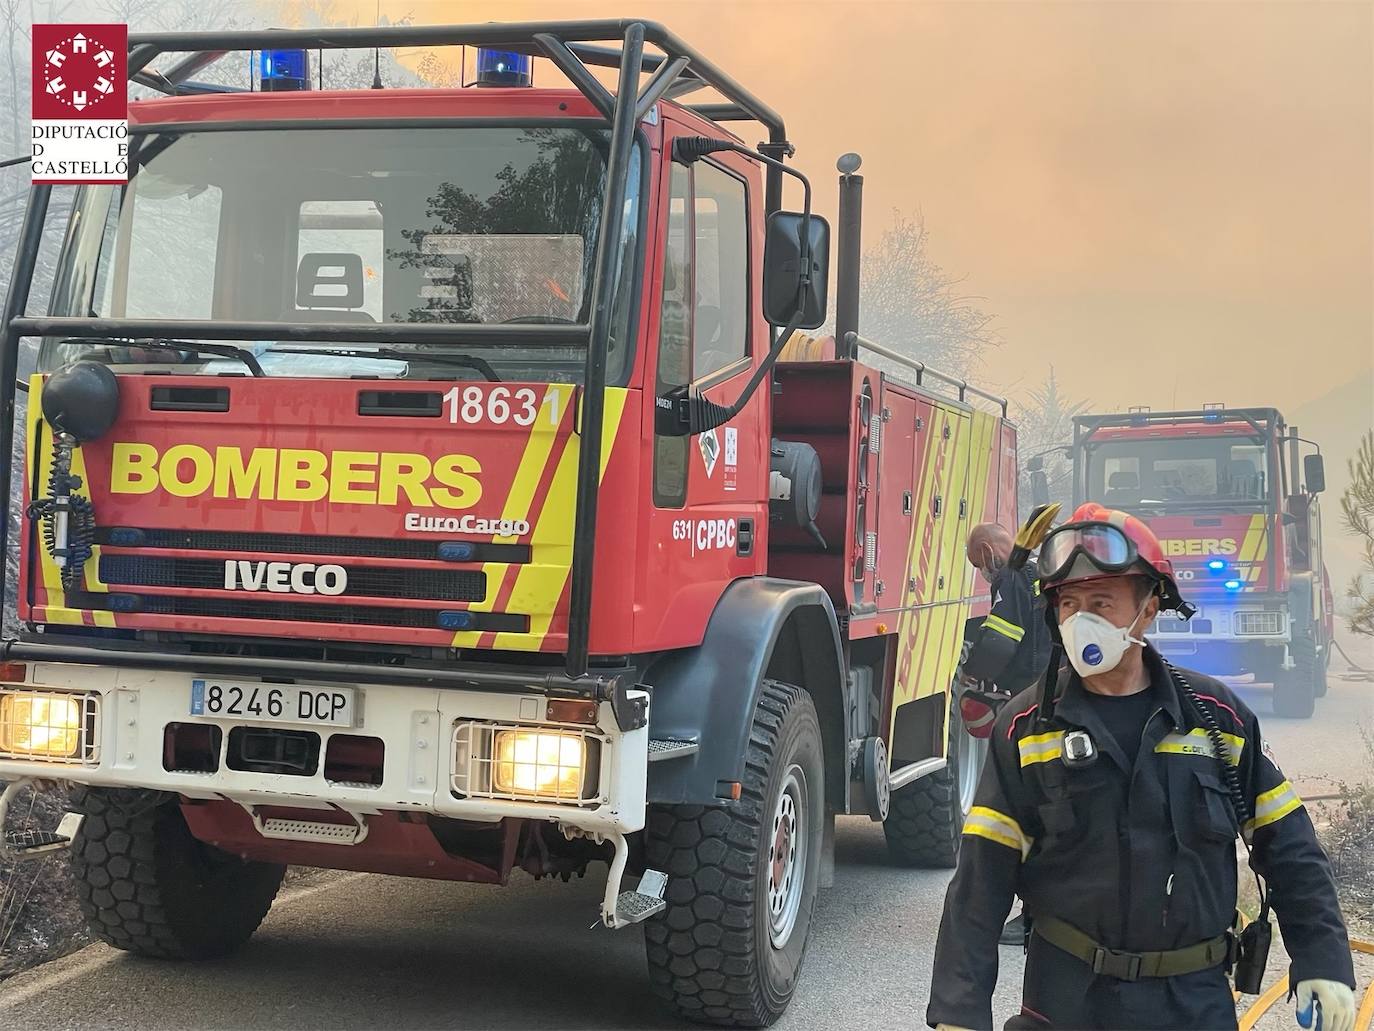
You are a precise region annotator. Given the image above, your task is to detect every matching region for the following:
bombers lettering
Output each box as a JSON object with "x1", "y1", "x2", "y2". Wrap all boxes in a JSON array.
[
  {"x1": 109, "y1": 443, "x2": 482, "y2": 509},
  {"x1": 1160, "y1": 537, "x2": 1239, "y2": 557},
  {"x1": 404, "y1": 513, "x2": 531, "y2": 538}
]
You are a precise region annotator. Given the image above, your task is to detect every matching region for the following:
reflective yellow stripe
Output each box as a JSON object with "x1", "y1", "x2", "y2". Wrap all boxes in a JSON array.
[
  {"x1": 964, "y1": 805, "x2": 1032, "y2": 859},
  {"x1": 985, "y1": 614, "x2": 1025, "y2": 643},
  {"x1": 1246, "y1": 780, "x2": 1303, "y2": 833},
  {"x1": 1032, "y1": 579, "x2": 1041, "y2": 596},
  {"x1": 1154, "y1": 729, "x2": 1246, "y2": 766},
  {"x1": 1018, "y1": 730, "x2": 1065, "y2": 767}
]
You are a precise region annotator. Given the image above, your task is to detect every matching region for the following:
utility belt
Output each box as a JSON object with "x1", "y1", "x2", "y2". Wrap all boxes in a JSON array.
[{"x1": 1032, "y1": 915, "x2": 1232, "y2": 982}]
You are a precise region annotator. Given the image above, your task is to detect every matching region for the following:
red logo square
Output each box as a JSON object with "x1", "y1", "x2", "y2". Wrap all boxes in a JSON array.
[{"x1": 32, "y1": 24, "x2": 127, "y2": 120}]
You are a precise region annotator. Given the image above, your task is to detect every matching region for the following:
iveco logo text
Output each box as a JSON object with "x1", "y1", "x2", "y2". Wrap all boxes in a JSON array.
[
  {"x1": 223, "y1": 560, "x2": 347, "y2": 595},
  {"x1": 404, "y1": 513, "x2": 530, "y2": 538}
]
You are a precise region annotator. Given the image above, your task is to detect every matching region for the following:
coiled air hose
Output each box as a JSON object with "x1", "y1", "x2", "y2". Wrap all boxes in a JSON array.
[{"x1": 26, "y1": 431, "x2": 97, "y2": 592}]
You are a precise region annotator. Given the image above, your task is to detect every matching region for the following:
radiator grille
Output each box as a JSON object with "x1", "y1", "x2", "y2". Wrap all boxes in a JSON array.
[
  {"x1": 1235, "y1": 611, "x2": 1284, "y2": 636},
  {"x1": 96, "y1": 527, "x2": 529, "y2": 563},
  {"x1": 105, "y1": 595, "x2": 526, "y2": 632},
  {"x1": 99, "y1": 555, "x2": 485, "y2": 603}
]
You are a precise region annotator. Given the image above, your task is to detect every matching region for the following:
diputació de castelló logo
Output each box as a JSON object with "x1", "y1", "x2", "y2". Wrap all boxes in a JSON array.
[{"x1": 31, "y1": 23, "x2": 129, "y2": 184}]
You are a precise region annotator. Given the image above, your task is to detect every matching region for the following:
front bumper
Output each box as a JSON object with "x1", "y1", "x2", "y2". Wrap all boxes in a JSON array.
[{"x1": 0, "y1": 661, "x2": 649, "y2": 837}]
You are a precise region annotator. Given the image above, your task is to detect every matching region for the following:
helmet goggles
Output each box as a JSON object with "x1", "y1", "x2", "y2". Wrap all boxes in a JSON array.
[{"x1": 1039, "y1": 521, "x2": 1141, "y2": 584}]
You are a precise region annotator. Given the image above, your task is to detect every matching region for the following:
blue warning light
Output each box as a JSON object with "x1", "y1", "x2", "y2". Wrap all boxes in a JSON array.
[
  {"x1": 260, "y1": 49, "x2": 310, "y2": 92},
  {"x1": 475, "y1": 48, "x2": 532, "y2": 87}
]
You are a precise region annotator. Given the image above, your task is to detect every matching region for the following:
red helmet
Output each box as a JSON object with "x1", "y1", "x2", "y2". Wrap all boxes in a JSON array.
[{"x1": 1038, "y1": 502, "x2": 1188, "y2": 612}]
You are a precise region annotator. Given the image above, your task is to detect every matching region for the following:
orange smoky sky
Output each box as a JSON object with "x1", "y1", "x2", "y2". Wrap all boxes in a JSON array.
[{"x1": 326, "y1": 0, "x2": 1371, "y2": 419}]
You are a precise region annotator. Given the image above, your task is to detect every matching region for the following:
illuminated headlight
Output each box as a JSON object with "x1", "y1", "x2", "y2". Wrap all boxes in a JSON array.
[
  {"x1": 0, "y1": 690, "x2": 97, "y2": 761},
  {"x1": 494, "y1": 730, "x2": 585, "y2": 798},
  {"x1": 452, "y1": 722, "x2": 601, "y2": 805}
]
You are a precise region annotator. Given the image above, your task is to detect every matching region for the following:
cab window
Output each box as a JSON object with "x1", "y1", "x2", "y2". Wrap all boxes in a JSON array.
[
  {"x1": 654, "y1": 164, "x2": 692, "y2": 508},
  {"x1": 691, "y1": 161, "x2": 749, "y2": 379}
]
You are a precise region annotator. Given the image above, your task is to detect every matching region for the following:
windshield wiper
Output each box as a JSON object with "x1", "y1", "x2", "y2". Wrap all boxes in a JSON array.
[
  {"x1": 56, "y1": 337, "x2": 266, "y2": 377},
  {"x1": 262, "y1": 347, "x2": 500, "y2": 382}
]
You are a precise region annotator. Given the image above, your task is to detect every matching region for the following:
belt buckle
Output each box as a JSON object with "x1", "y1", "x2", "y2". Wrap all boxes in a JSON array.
[{"x1": 1091, "y1": 946, "x2": 1142, "y2": 981}]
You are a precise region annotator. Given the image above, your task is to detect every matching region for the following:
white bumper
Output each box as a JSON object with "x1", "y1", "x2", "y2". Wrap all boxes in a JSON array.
[{"x1": 0, "y1": 662, "x2": 649, "y2": 836}]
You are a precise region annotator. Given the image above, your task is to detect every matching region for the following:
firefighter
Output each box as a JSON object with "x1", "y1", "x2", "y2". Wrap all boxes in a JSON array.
[
  {"x1": 958, "y1": 521, "x2": 1052, "y2": 734},
  {"x1": 957, "y1": 522, "x2": 1053, "y2": 946},
  {"x1": 928, "y1": 503, "x2": 1356, "y2": 1031}
]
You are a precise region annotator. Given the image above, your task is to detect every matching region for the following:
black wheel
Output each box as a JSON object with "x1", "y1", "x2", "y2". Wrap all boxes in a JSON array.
[
  {"x1": 884, "y1": 694, "x2": 986, "y2": 868},
  {"x1": 644, "y1": 681, "x2": 824, "y2": 1027},
  {"x1": 1273, "y1": 634, "x2": 1318, "y2": 719},
  {"x1": 1314, "y1": 637, "x2": 1330, "y2": 697},
  {"x1": 68, "y1": 786, "x2": 285, "y2": 960}
]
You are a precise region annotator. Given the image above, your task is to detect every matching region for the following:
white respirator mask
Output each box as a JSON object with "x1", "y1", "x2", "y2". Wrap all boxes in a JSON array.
[{"x1": 1059, "y1": 597, "x2": 1152, "y2": 677}]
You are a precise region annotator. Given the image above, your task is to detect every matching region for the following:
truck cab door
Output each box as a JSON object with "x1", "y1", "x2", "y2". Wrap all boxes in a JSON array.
[{"x1": 637, "y1": 131, "x2": 768, "y2": 648}]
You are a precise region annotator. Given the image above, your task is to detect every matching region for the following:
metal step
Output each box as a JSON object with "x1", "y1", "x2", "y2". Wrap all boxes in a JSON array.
[
  {"x1": 614, "y1": 868, "x2": 668, "y2": 925},
  {"x1": 251, "y1": 812, "x2": 369, "y2": 845},
  {"x1": 2, "y1": 812, "x2": 83, "y2": 861},
  {"x1": 648, "y1": 738, "x2": 699, "y2": 762}
]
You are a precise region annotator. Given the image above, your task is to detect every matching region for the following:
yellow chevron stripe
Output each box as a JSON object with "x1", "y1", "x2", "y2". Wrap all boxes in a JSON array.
[
  {"x1": 492, "y1": 387, "x2": 630, "y2": 652},
  {"x1": 27, "y1": 378, "x2": 89, "y2": 626},
  {"x1": 891, "y1": 403, "x2": 947, "y2": 718},
  {"x1": 451, "y1": 385, "x2": 571, "y2": 648},
  {"x1": 1238, "y1": 514, "x2": 1265, "y2": 564}
]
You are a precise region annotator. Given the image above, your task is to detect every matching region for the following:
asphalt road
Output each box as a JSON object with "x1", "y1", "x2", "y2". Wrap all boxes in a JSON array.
[{"x1": 1, "y1": 677, "x2": 1368, "y2": 1030}]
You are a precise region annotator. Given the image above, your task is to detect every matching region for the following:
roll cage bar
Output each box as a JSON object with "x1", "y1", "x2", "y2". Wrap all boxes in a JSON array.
[{"x1": 0, "y1": 19, "x2": 792, "y2": 688}]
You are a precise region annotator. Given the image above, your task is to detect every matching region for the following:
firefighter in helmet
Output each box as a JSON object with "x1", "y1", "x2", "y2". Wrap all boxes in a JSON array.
[
  {"x1": 958, "y1": 522, "x2": 1053, "y2": 738},
  {"x1": 927, "y1": 504, "x2": 1355, "y2": 1031},
  {"x1": 958, "y1": 521, "x2": 1054, "y2": 946}
]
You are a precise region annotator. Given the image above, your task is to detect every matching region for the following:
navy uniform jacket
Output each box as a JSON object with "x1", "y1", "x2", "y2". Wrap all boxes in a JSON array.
[
  {"x1": 927, "y1": 645, "x2": 1354, "y2": 1030},
  {"x1": 962, "y1": 560, "x2": 1052, "y2": 693}
]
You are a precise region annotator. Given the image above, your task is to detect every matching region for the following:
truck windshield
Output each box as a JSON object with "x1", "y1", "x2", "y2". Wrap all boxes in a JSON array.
[
  {"x1": 41, "y1": 125, "x2": 643, "y2": 383},
  {"x1": 1086, "y1": 436, "x2": 1271, "y2": 507}
]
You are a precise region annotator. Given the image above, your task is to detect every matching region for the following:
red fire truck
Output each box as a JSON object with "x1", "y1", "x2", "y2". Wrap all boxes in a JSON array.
[
  {"x1": 0, "y1": 21, "x2": 1016, "y2": 1025},
  {"x1": 1069, "y1": 406, "x2": 1332, "y2": 718}
]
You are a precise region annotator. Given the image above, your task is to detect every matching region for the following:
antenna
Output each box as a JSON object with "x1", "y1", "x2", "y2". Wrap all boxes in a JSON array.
[{"x1": 371, "y1": 0, "x2": 384, "y2": 89}]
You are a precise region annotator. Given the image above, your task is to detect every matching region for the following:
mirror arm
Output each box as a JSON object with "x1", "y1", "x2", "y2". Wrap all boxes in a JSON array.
[
  {"x1": 662, "y1": 136, "x2": 818, "y2": 438},
  {"x1": 660, "y1": 301, "x2": 810, "y2": 437}
]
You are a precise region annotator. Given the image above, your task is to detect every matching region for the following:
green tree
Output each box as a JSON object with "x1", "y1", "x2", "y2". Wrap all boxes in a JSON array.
[{"x1": 1340, "y1": 429, "x2": 1374, "y2": 636}]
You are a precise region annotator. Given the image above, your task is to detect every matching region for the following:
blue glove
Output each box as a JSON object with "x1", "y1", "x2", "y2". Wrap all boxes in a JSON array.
[{"x1": 1295, "y1": 979, "x2": 1355, "y2": 1031}]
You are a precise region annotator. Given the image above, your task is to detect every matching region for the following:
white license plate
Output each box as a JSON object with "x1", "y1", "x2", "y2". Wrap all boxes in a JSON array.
[{"x1": 189, "y1": 679, "x2": 356, "y2": 728}]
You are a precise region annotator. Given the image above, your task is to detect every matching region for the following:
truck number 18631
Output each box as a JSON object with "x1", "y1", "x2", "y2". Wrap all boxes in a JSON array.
[{"x1": 440, "y1": 385, "x2": 561, "y2": 427}]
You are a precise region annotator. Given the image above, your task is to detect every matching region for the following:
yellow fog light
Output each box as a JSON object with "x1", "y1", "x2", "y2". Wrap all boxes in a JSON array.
[
  {"x1": 492, "y1": 729, "x2": 585, "y2": 800},
  {"x1": 0, "y1": 692, "x2": 82, "y2": 758}
]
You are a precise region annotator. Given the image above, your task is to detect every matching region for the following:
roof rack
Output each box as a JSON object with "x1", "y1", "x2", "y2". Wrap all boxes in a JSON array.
[
  {"x1": 127, "y1": 20, "x2": 787, "y2": 145},
  {"x1": 1, "y1": 19, "x2": 791, "y2": 684},
  {"x1": 845, "y1": 332, "x2": 1008, "y2": 416}
]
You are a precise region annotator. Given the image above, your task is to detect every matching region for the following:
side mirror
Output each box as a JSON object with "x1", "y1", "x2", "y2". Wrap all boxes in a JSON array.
[
  {"x1": 1030, "y1": 469, "x2": 1050, "y2": 507},
  {"x1": 763, "y1": 211, "x2": 830, "y2": 330},
  {"x1": 1303, "y1": 454, "x2": 1325, "y2": 494},
  {"x1": 1026, "y1": 455, "x2": 1045, "y2": 473}
]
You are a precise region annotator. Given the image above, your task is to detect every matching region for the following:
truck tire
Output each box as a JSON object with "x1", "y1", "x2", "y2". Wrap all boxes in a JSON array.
[
  {"x1": 1273, "y1": 635, "x2": 1318, "y2": 719},
  {"x1": 68, "y1": 786, "x2": 285, "y2": 960},
  {"x1": 884, "y1": 695, "x2": 983, "y2": 868},
  {"x1": 643, "y1": 681, "x2": 823, "y2": 1028},
  {"x1": 1314, "y1": 639, "x2": 1330, "y2": 697}
]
